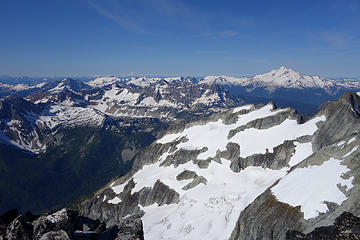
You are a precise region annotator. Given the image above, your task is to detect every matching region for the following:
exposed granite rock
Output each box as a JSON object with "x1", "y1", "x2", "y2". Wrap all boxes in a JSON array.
[
  {"x1": 229, "y1": 189, "x2": 305, "y2": 240},
  {"x1": 218, "y1": 142, "x2": 240, "y2": 162},
  {"x1": 160, "y1": 148, "x2": 205, "y2": 167},
  {"x1": 182, "y1": 176, "x2": 207, "y2": 190},
  {"x1": 139, "y1": 180, "x2": 180, "y2": 207},
  {"x1": 286, "y1": 212, "x2": 360, "y2": 240},
  {"x1": 176, "y1": 170, "x2": 198, "y2": 180},
  {"x1": 313, "y1": 92, "x2": 360, "y2": 150},
  {"x1": 230, "y1": 140, "x2": 296, "y2": 172},
  {"x1": 81, "y1": 179, "x2": 179, "y2": 228},
  {"x1": 193, "y1": 159, "x2": 212, "y2": 168}
]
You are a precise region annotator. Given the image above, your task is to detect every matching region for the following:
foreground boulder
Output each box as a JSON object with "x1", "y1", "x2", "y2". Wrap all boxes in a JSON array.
[
  {"x1": 286, "y1": 212, "x2": 360, "y2": 239},
  {"x1": 0, "y1": 208, "x2": 144, "y2": 240}
]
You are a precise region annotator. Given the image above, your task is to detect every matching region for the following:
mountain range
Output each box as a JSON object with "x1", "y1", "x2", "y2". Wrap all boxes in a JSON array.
[
  {"x1": 2, "y1": 66, "x2": 360, "y2": 116},
  {"x1": 0, "y1": 67, "x2": 360, "y2": 239}
]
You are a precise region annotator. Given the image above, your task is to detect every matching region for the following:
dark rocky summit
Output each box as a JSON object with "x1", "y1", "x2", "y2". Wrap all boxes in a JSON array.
[
  {"x1": 286, "y1": 212, "x2": 360, "y2": 240},
  {"x1": 0, "y1": 208, "x2": 144, "y2": 240}
]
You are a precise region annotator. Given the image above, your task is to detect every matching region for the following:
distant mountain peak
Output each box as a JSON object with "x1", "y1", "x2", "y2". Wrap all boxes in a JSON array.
[{"x1": 277, "y1": 66, "x2": 295, "y2": 72}]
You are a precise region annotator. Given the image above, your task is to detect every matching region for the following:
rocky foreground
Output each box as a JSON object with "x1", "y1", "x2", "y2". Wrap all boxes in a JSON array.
[{"x1": 0, "y1": 208, "x2": 144, "y2": 240}]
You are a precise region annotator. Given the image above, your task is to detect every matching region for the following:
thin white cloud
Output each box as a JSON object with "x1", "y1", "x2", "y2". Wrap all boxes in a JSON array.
[
  {"x1": 86, "y1": 0, "x2": 209, "y2": 33},
  {"x1": 311, "y1": 30, "x2": 358, "y2": 47},
  {"x1": 218, "y1": 30, "x2": 238, "y2": 37},
  {"x1": 193, "y1": 50, "x2": 227, "y2": 54},
  {"x1": 87, "y1": 0, "x2": 143, "y2": 32},
  {"x1": 196, "y1": 30, "x2": 239, "y2": 38}
]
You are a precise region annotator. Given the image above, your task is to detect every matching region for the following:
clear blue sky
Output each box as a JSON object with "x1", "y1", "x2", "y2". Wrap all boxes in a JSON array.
[{"x1": 1, "y1": 0, "x2": 359, "y2": 77}]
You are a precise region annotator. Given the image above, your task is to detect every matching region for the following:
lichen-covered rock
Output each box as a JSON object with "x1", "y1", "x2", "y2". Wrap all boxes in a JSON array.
[
  {"x1": 0, "y1": 207, "x2": 144, "y2": 240},
  {"x1": 5, "y1": 213, "x2": 38, "y2": 240},
  {"x1": 39, "y1": 230, "x2": 70, "y2": 240},
  {"x1": 33, "y1": 209, "x2": 78, "y2": 239},
  {"x1": 116, "y1": 216, "x2": 144, "y2": 240}
]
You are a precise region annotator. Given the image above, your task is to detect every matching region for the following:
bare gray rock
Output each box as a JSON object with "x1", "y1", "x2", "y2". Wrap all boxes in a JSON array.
[
  {"x1": 230, "y1": 140, "x2": 296, "y2": 172},
  {"x1": 39, "y1": 230, "x2": 70, "y2": 240},
  {"x1": 176, "y1": 170, "x2": 198, "y2": 181},
  {"x1": 182, "y1": 176, "x2": 208, "y2": 190}
]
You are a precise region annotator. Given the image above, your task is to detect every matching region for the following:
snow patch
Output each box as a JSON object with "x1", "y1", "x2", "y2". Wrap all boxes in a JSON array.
[
  {"x1": 233, "y1": 105, "x2": 252, "y2": 113},
  {"x1": 157, "y1": 105, "x2": 324, "y2": 160},
  {"x1": 108, "y1": 197, "x2": 122, "y2": 204},
  {"x1": 272, "y1": 158, "x2": 353, "y2": 219},
  {"x1": 288, "y1": 142, "x2": 313, "y2": 167},
  {"x1": 342, "y1": 146, "x2": 359, "y2": 158},
  {"x1": 347, "y1": 136, "x2": 357, "y2": 145}
]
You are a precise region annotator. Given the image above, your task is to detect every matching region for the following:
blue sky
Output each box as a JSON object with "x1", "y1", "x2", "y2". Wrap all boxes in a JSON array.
[{"x1": 0, "y1": 0, "x2": 359, "y2": 77}]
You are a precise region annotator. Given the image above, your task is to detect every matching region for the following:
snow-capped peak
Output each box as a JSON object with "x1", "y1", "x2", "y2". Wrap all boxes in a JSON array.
[
  {"x1": 252, "y1": 66, "x2": 329, "y2": 88},
  {"x1": 88, "y1": 76, "x2": 122, "y2": 88},
  {"x1": 200, "y1": 66, "x2": 349, "y2": 91}
]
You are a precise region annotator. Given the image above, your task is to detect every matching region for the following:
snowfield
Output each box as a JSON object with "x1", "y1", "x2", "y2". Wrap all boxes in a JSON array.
[
  {"x1": 272, "y1": 158, "x2": 353, "y2": 219},
  {"x1": 112, "y1": 159, "x2": 288, "y2": 240},
  {"x1": 157, "y1": 104, "x2": 325, "y2": 159}
]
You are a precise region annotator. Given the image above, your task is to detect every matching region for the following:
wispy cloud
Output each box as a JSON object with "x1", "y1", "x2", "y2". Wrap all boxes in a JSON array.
[
  {"x1": 310, "y1": 30, "x2": 359, "y2": 48},
  {"x1": 131, "y1": 45, "x2": 153, "y2": 51},
  {"x1": 152, "y1": 0, "x2": 194, "y2": 17},
  {"x1": 196, "y1": 30, "x2": 239, "y2": 38},
  {"x1": 87, "y1": 0, "x2": 144, "y2": 32},
  {"x1": 86, "y1": 0, "x2": 209, "y2": 33},
  {"x1": 193, "y1": 50, "x2": 228, "y2": 54}
]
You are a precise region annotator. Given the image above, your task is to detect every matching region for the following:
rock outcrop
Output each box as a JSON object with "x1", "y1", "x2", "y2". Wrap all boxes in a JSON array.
[
  {"x1": 286, "y1": 212, "x2": 360, "y2": 240},
  {"x1": 0, "y1": 208, "x2": 144, "y2": 240}
]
